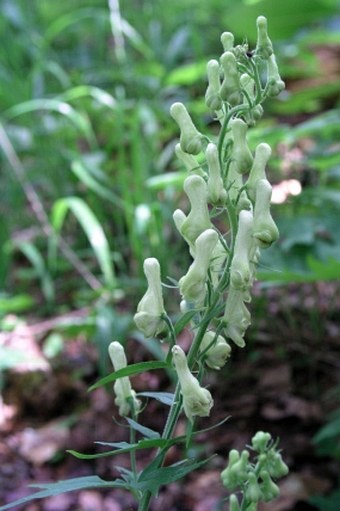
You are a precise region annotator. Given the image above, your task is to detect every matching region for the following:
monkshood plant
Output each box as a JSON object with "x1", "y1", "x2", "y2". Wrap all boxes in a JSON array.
[{"x1": 0, "y1": 16, "x2": 288, "y2": 511}]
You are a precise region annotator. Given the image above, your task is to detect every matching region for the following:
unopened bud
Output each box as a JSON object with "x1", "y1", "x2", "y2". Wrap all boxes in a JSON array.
[
  {"x1": 206, "y1": 143, "x2": 227, "y2": 204},
  {"x1": 221, "y1": 32, "x2": 234, "y2": 52},
  {"x1": 245, "y1": 471, "x2": 263, "y2": 503},
  {"x1": 259, "y1": 471, "x2": 280, "y2": 501},
  {"x1": 180, "y1": 175, "x2": 211, "y2": 245},
  {"x1": 220, "y1": 51, "x2": 241, "y2": 106},
  {"x1": 246, "y1": 143, "x2": 272, "y2": 202},
  {"x1": 230, "y1": 118, "x2": 253, "y2": 174},
  {"x1": 267, "y1": 54, "x2": 285, "y2": 97},
  {"x1": 170, "y1": 102, "x2": 203, "y2": 155},
  {"x1": 253, "y1": 179, "x2": 279, "y2": 248},
  {"x1": 205, "y1": 60, "x2": 223, "y2": 111},
  {"x1": 230, "y1": 210, "x2": 254, "y2": 291},
  {"x1": 251, "y1": 431, "x2": 272, "y2": 452},
  {"x1": 255, "y1": 16, "x2": 273, "y2": 59}
]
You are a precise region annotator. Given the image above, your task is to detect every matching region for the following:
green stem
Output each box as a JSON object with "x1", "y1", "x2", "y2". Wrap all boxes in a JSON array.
[
  {"x1": 128, "y1": 398, "x2": 138, "y2": 477},
  {"x1": 138, "y1": 384, "x2": 183, "y2": 511}
]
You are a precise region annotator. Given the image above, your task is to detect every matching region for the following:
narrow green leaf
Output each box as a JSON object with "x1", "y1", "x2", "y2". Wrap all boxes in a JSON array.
[
  {"x1": 45, "y1": 7, "x2": 109, "y2": 44},
  {"x1": 174, "y1": 310, "x2": 197, "y2": 335},
  {"x1": 15, "y1": 241, "x2": 54, "y2": 302},
  {"x1": 0, "y1": 294, "x2": 34, "y2": 313},
  {"x1": 0, "y1": 476, "x2": 123, "y2": 511},
  {"x1": 146, "y1": 171, "x2": 186, "y2": 191},
  {"x1": 2, "y1": 99, "x2": 95, "y2": 146},
  {"x1": 68, "y1": 437, "x2": 172, "y2": 460},
  {"x1": 89, "y1": 361, "x2": 169, "y2": 391},
  {"x1": 126, "y1": 418, "x2": 160, "y2": 440},
  {"x1": 57, "y1": 86, "x2": 116, "y2": 109},
  {"x1": 71, "y1": 160, "x2": 127, "y2": 209},
  {"x1": 137, "y1": 392, "x2": 175, "y2": 406},
  {"x1": 137, "y1": 457, "x2": 213, "y2": 496},
  {"x1": 51, "y1": 196, "x2": 116, "y2": 288}
]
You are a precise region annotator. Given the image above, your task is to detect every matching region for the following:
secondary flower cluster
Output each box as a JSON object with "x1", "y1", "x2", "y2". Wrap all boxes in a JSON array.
[
  {"x1": 109, "y1": 16, "x2": 284, "y2": 425},
  {"x1": 221, "y1": 431, "x2": 289, "y2": 510}
]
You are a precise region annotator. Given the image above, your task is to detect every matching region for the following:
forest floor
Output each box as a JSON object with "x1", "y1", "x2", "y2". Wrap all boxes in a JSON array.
[{"x1": 1, "y1": 282, "x2": 339, "y2": 511}]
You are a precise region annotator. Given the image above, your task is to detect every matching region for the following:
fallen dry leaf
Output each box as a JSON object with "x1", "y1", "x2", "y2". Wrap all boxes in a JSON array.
[{"x1": 17, "y1": 420, "x2": 69, "y2": 465}]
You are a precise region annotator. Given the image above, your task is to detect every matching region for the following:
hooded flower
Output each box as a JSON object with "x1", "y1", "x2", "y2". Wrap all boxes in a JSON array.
[
  {"x1": 205, "y1": 59, "x2": 223, "y2": 111},
  {"x1": 199, "y1": 331, "x2": 231, "y2": 370},
  {"x1": 220, "y1": 51, "x2": 242, "y2": 106},
  {"x1": 108, "y1": 341, "x2": 141, "y2": 417},
  {"x1": 223, "y1": 287, "x2": 251, "y2": 347},
  {"x1": 172, "y1": 345, "x2": 213, "y2": 421},
  {"x1": 179, "y1": 228, "x2": 218, "y2": 307},
  {"x1": 179, "y1": 175, "x2": 212, "y2": 247},
  {"x1": 134, "y1": 258, "x2": 166, "y2": 338},
  {"x1": 206, "y1": 143, "x2": 227, "y2": 205},
  {"x1": 255, "y1": 16, "x2": 273, "y2": 59},
  {"x1": 253, "y1": 179, "x2": 279, "y2": 248},
  {"x1": 170, "y1": 102, "x2": 203, "y2": 155},
  {"x1": 230, "y1": 209, "x2": 255, "y2": 291}
]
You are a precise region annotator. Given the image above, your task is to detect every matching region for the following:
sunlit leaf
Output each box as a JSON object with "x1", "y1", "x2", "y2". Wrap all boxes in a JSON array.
[
  {"x1": 51, "y1": 196, "x2": 116, "y2": 289},
  {"x1": 2, "y1": 99, "x2": 95, "y2": 146}
]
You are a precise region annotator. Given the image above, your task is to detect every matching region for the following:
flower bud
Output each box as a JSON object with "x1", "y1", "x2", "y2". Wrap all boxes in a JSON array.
[
  {"x1": 206, "y1": 143, "x2": 227, "y2": 204},
  {"x1": 230, "y1": 210, "x2": 254, "y2": 291},
  {"x1": 170, "y1": 102, "x2": 203, "y2": 155},
  {"x1": 230, "y1": 449, "x2": 250, "y2": 484},
  {"x1": 251, "y1": 431, "x2": 272, "y2": 453},
  {"x1": 205, "y1": 60, "x2": 223, "y2": 111},
  {"x1": 267, "y1": 54, "x2": 285, "y2": 97},
  {"x1": 221, "y1": 450, "x2": 241, "y2": 489},
  {"x1": 220, "y1": 51, "x2": 242, "y2": 106},
  {"x1": 224, "y1": 288, "x2": 251, "y2": 347},
  {"x1": 108, "y1": 342, "x2": 141, "y2": 417},
  {"x1": 255, "y1": 16, "x2": 273, "y2": 60},
  {"x1": 230, "y1": 118, "x2": 253, "y2": 174},
  {"x1": 246, "y1": 143, "x2": 272, "y2": 202},
  {"x1": 175, "y1": 143, "x2": 206, "y2": 178},
  {"x1": 200, "y1": 331, "x2": 231, "y2": 370},
  {"x1": 221, "y1": 31, "x2": 234, "y2": 52},
  {"x1": 266, "y1": 449, "x2": 289, "y2": 478},
  {"x1": 134, "y1": 258, "x2": 166, "y2": 337},
  {"x1": 180, "y1": 175, "x2": 212, "y2": 245},
  {"x1": 179, "y1": 229, "x2": 218, "y2": 306},
  {"x1": 245, "y1": 471, "x2": 263, "y2": 503},
  {"x1": 172, "y1": 345, "x2": 213, "y2": 421},
  {"x1": 253, "y1": 179, "x2": 279, "y2": 248},
  {"x1": 259, "y1": 470, "x2": 280, "y2": 501}
]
